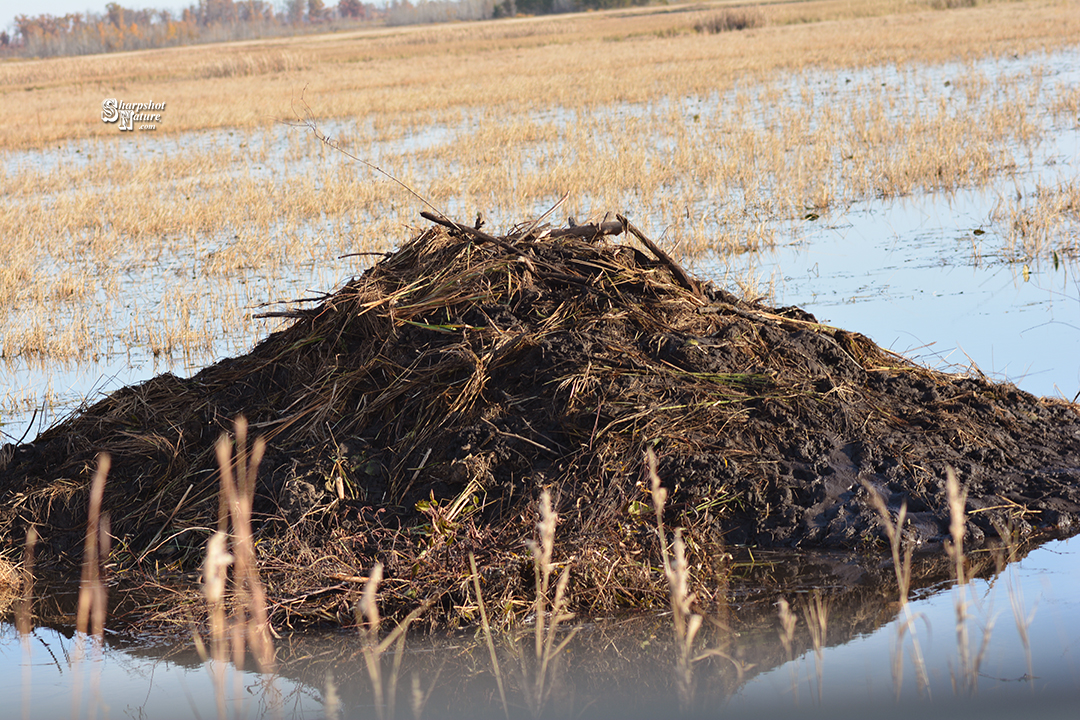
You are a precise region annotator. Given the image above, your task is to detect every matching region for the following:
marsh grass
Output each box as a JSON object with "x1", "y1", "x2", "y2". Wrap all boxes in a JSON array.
[
  {"x1": 647, "y1": 448, "x2": 703, "y2": 712},
  {"x1": 470, "y1": 552, "x2": 509, "y2": 719},
  {"x1": 339, "y1": 518, "x2": 434, "y2": 719},
  {"x1": 988, "y1": 516, "x2": 1039, "y2": 693},
  {"x1": 76, "y1": 453, "x2": 110, "y2": 639},
  {"x1": 863, "y1": 480, "x2": 930, "y2": 698},
  {"x1": 861, "y1": 469, "x2": 1037, "y2": 701},
  {"x1": 513, "y1": 489, "x2": 579, "y2": 718},
  {"x1": 776, "y1": 598, "x2": 799, "y2": 702},
  {"x1": 68, "y1": 453, "x2": 110, "y2": 720},
  {"x1": 695, "y1": 7, "x2": 767, "y2": 34},
  {"x1": 944, "y1": 466, "x2": 996, "y2": 696},
  {"x1": 191, "y1": 416, "x2": 282, "y2": 720},
  {"x1": 993, "y1": 179, "x2": 1080, "y2": 261},
  {"x1": 802, "y1": 591, "x2": 829, "y2": 704},
  {"x1": 1005, "y1": 563, "x2": 1038, "y2": 692}
]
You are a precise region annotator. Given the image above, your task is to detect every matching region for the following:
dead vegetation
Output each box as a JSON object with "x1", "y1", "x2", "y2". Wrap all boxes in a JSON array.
[{"x1": 2, "y1": 213, "x2": 1080, "y2": 630}]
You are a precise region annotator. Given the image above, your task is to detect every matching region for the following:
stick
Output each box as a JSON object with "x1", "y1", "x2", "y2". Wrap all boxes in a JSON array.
[
  {"x1": 544, "y1": 220, "x2": 626, "y2": 240},
  {"x1": 617, "y1": 214, "x2": 702, "y2": 299}
]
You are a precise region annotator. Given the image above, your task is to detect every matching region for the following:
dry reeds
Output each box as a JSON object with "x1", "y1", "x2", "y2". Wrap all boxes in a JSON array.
[
  {"x1": 14, "y1": 527, "x2": 37, "y2": 638},
  {"x1": 803, "y1": 590, "x2": 829, "y2": 704},
  {"x1": 776, "y1": 597, "x2": 799, "y2": 702},
  {"x1": 214, "y1": 416, "x2": 276, "y2": 673},
  {"x1": 515, "y1": 489, "x2": 578, "y2": 718},
  {"x1": 193, "y1": 416, "x2": 280, "y2": 720},
  {"x1": 992, "y1": 179, "x2": 1080, "y2": 261},
  {"x1": 76, "y1": 453, "x2": 110, "y2": 639},
  {"x1": 648, "y1": 448, "x2": 702, "y2": 712},
  {"x1": 695, "y1": 7, "x2": 767, "y2": 34},
  {"x1": 944, "y1": 466, "x2": 995, "y2": 696},
  {"x1": 863, "y1": 479, "x2": 930, "y2": 697},
  {"x1": 355, "y1": 563, "x2": 433, "y2": 720},
  {"x1": 470, "y1": 552, "x2": 509, "y2": 719}
]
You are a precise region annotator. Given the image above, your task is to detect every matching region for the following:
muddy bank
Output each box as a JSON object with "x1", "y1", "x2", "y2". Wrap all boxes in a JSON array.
[{"x1": 3, "y1": 214, "x2": 1080, "y2": 625}]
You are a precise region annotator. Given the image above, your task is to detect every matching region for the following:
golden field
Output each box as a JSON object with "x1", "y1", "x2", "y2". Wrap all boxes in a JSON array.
[{"x1": 1, "y1": 0, "x2": 1079, "y2": 418}]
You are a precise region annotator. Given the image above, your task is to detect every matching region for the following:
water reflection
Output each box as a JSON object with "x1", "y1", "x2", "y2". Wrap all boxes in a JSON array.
[{"x1": 4, "y1": 536, "x2": 1078, "y2": 718}]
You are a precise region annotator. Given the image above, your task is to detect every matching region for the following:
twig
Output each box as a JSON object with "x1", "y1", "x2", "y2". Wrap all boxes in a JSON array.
[
  {"x1": 339, "y1": 252, "x2": 393, "y2": 259},
  {"x1": 419, "y1": 210, "x2": 503, "y2": 245},
  {"x1": 617, "y1": 214, "x2": 703, "y2": 300},
  {"x1": 138, "y1": 483, "x2": 194, "y2": 564},
  {"x1": 481, "y1": 417, "x2": 556, "y2": 454},
  {"x1": 291, "y1": 91, "x2": 447, "y2": 221},
  {"x1": 544, "y1": 220, "x2": 625, "y2": 240},
  {"x1": 515, "y1": 191, "x2": 569, "y2": 240}
]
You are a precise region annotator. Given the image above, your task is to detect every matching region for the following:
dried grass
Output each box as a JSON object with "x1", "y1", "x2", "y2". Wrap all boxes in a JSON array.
[{"x1": 2, "y1": 1, "x2": 1077, "y2": 400}]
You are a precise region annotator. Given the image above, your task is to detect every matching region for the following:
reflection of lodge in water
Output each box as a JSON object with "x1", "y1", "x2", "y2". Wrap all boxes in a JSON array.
[{"x1": 9, "y1": 537, "x2": 1069, "y2": 718}]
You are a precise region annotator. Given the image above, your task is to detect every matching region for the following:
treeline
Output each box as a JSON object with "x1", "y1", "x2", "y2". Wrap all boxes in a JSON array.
[
  {"x1": 2, "y1": 0, "x2": 376, "y2": 57},
  {"x1": 492, "y1": 0, "x2": 650, "y2": 17},
  {"x1": 2, "y1": 0, "x2": 654, "y2": 58},
  {"x1": 383, "y1": 0, "x2": 649, "y2": 25}
]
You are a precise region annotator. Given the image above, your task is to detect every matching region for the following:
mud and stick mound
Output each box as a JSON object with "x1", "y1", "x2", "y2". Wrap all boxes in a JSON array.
[{"x1": 3, "y1": 215, "x2": 1080, "y2": 625}]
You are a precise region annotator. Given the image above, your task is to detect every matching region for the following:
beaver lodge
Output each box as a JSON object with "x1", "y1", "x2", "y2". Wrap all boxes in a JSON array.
[{"x1": 3, "y1": 212, "x2": 1080, "y2": 628}]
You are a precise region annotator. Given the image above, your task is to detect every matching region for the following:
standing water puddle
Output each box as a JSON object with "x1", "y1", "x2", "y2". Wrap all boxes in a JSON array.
[{"x1": 2, "y1": 536, "x2": 1078, "y2": 718}]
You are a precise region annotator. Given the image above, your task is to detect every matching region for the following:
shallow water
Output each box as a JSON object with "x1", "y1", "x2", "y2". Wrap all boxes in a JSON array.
[
  {"x1": 3, "y1": 536, "x2": 1078, "y2": 718},
  {"x1": 721, "y1": 185, "x2": 1080, "y2": 400}
]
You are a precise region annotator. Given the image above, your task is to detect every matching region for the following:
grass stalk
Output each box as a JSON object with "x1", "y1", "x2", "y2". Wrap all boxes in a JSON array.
[
  {"x1": 648, "y1": 448, "x2": 702, "y2": 712},
  {"x1": 356, "y1": 562, "x2": 434, "y2": 720},
  {"x1": 70, "y1": 452, "x2": 110, "y2": 720},
  {"x1": 945, "y1": 466, "x2": 994, "y2": 696},
  {"x1": 1006, "y1": 563, "x2": 1037, "y2": 692},
  {"x1": 803, "y1": 591, "x2": 829, "y2": 705},
  {"x1": 194, "y1": 416, "x2": 279, "y2": 720},
  {"x1": 18, "y1": 526, "x2": 37, "y2": 720},
  {"x1": 863, "y1": 480, "x2": 930, "y2": 698},
  {"x1": 516, "y1": 489, "x2": 578, "y2": 718},
  {"x1": 199, "y1": 531, "x2": 234, "y2": 720},
  {"x1": 470, "y1": 552, "x2": 509, "y2": 720},
  {"x1": 324, "y1": 672, "x2": 341, "y2": 720},
  {"x1": 776, "y1": 598, "x2": 799, "y2": 703},
  {"x1": 994, "y1": 519, "x2": 1037, "y2": 693},
  {"x1": 76, "y1": 452, "x2": 110, "y2": 638},
  {"x1": 359, "y1": 564, "x2": 388, "y2": 719},
  {"x1": 214, "y1": 415, "x2": 276, "y2": 674},
  {"x1": 16, "y1": 526, "x2": 37, "y2": 638}
]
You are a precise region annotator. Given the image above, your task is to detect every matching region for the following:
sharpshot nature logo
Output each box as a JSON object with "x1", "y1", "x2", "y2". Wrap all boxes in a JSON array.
[{"x1": 101, "y1": 98, "x2": 166, "y2": 132}]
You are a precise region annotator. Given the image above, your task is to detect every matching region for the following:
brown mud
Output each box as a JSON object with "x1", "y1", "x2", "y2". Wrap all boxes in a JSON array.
[{"x1": 3, "y1": 215, "x2": 1080, "y2": 626}]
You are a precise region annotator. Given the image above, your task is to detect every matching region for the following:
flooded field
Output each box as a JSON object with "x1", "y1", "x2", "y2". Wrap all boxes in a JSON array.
[
  {"x1": 3, "y1": 2, "x2": 1080, "y2": 718},
  {"x1": 3, "y1": 45, "x2": 1079, "y2": 439}
]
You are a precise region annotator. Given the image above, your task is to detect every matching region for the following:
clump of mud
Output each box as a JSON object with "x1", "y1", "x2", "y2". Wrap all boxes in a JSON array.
[{"x1": 3, "y1": 215, "x2": 1080, "y2": 626}]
